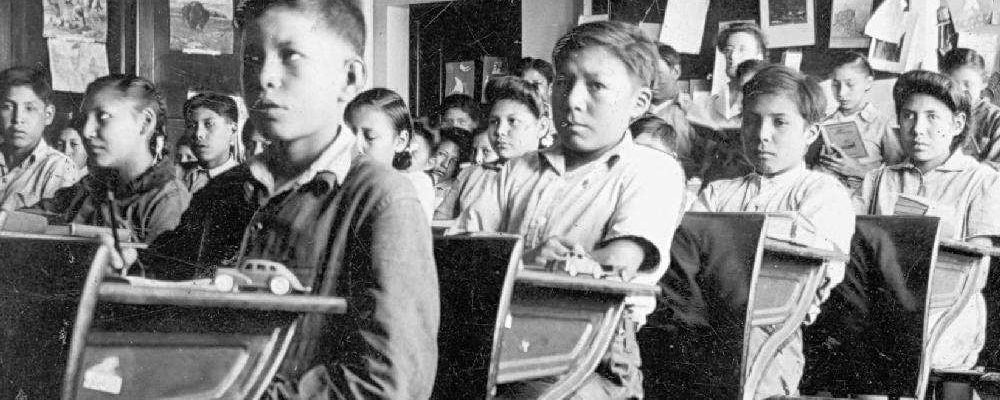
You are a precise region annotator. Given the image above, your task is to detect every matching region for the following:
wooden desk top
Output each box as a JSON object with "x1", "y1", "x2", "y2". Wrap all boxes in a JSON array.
[
  {"x1": 515, "y1": 269, "x2": 660, "y2": 296},
  {"x1": 98, "y1": 282, "x2": 347, "y2": 314},
  {"x1": 764, "y1": 238, "x2": 849, "y2": 263}
]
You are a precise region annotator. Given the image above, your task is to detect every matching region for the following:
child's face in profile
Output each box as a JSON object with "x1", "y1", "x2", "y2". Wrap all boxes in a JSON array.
[
  {"x1": 949, "y1": 66, "x2": 988, "y2": 103},
  {"x1": 898, "y1": 94, "x2": 965, "y2": 166},
  {"x1": 553, "y1": 46, "x2": 650, "y2": 156},
  {"x1": 80, "y1": 87, "x2": 151, "y2": 169},
  {"x1": 242, "y1": 6, "x2": 358, "y2": 144},
  {"x1": 347, "y1": 105, "x2": 407, "y2": 165},
  {"x1": 742, "y1": 92, "x2": 817, "y2": 176},
  {"x1": 831, "y1": 65, "x2": 873, "y2": 113}
]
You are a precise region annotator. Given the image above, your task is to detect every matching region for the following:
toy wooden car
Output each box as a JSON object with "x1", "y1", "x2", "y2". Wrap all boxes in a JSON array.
[{"x1": 213, "y1": 259, "x2": 311, "y2": 295}]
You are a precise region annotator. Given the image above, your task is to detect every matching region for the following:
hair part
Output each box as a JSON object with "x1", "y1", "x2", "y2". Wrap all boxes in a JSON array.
[
  {"x1": 346, "y1": 88, "x2": 414, "y2": 139},
  {"x1": 485, "y1": 76, "x2": 548, "y2": 120},
  {"x1": 0, "y1": 66, "x2": 54, "y2": 105},
  {"x1": 716, "y1": 22, "x2": 768, "y2": 57},
  {"x1": 940, "y1": 48, "x2": 986, "y2": 75},
  {"x1": 552, "y1": 20, "x2": 660, "y2": 89},
  {"x1": 512, "y1": 57, "x2": 554, "y2": 85},
  {"x1": 742, "y1": 65, "x2": 827, "y2": 125},
  {"x1": 893, "y1": 70, "x2": 972, "y2": 151},
  {"x1": 235, "y1": 0, "x2": 365, "y2": 55},
  {"x1": 85, "y1": 74, "x2": 167, "y2": 155}
]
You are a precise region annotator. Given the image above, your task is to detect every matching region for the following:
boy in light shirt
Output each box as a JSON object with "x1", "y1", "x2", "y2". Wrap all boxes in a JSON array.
[{"x1": 692, "y1": 65, "x2": 855, "y2": 399}]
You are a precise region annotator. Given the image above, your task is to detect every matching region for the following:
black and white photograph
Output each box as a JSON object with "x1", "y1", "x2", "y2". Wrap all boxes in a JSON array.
[{"x1": 2, "y1": 1, "x2": 1000, "y2": 399}]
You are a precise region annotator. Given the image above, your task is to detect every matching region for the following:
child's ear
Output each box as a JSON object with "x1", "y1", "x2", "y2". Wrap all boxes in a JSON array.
[
  {"x1": 805, "y1": 123, "x2": 821, "y2": 144},
  {"x1": 535, "y1": 117, "x2": 550, "y2": 139},
  {"x1": 139, "y1": 107, "x2": 156, "y2": 137},
  {"x1": 953, "y1": 111, "x2": 968, "y2": 136},
  {"x1": 339, "y1": 57, "x2": 367, "y2": 103},
  {"x1": 395, "y1": 130, "x2": 411, "y2": 152},
  {"x1": 630, "y1": 86, "x2": 653, "y2": 119}
]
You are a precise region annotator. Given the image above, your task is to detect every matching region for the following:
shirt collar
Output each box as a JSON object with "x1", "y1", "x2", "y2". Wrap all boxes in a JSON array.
[
  {"x1": 750, "y1": 163, "x2": 809, "y2": 187},
  {"x1": 89, "y1": 159, "x2": 177, "y2": 198},
  {"x1": 890, "y1": 151, "x2": 978, "y2": 173},
  {"x1": 539, "y1": 134, "x2": 635, "y2": 176},
  {"x1": 0, "y1": 139, "x2": 52, "y2": 170},
  {"x1": 649, "y1": 99, "x2": 676, "y2": 116},
  {"x1": 829, "y1": 102, "x2": 878, "y2": 123},
  {"x1": 248, "y1": 126, "x2": 357, "y2": 196},
  {"x1": 202, "y1": 157, "x2": 239, "y2": 178}
]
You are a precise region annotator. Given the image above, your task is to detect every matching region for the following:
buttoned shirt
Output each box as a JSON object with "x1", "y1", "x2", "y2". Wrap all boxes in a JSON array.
[
  {"x1": 811, "y1": 103, "x2": 905, "y2": 189},
  {"x1": 692, "y1": 164, "x2": 856, "y2": 322},
  {"x1": 854, "y1": 151, "x2": 1000, "y2": 368},
  {"x1": 434, "y1": 161, "x2": 501, "y2": 220},
  {"x1": 178, "y1": 157, "x2": 239, "y2": 195},
  {"x1": 0, "y1": 140, "x2": 77, "y2": 210},
  {"x1": 456, "y1": 135, "x2": 685, "y2": 283}
]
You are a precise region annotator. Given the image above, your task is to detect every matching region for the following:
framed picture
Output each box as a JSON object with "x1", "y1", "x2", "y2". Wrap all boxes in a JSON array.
[
  {"x1": 829, "y1": 0, "x2": 874, "y2": 48},
  {"x1": 868, "y1": 17, "x2": 914, "y2": 73},
  {"x1": 444, "y1": 61, "x2": 475, "y2": 97},
  {"x1": 760, "y1": 0, "x2": 816, "y2": 48}
]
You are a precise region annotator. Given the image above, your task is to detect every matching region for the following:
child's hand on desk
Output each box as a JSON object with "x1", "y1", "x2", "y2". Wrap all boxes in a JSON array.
[
  {"x1": 819, "y1": 144, "x2": 866, "y2": 178},
  {"x1": 523, "y1": 236, "x2": 577, "y2": 266},
  {"x1": 99, "y1": 234, "x2": 137, "y2": 273}
]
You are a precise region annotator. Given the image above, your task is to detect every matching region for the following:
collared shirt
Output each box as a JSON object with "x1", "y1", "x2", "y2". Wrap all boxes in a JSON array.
[
  {"x1": 151, "y1": 130, "x2": 440, "y2": 397},
  {"x1": 0, "y1": 140, "x2": 78, "y2": 210},
  {"x1": 434, "y1": 161, "x2": 501, "y2": 221},
  {"x1": 811, "y1": 103, "x2": 905, "y2": 188},
  {"x1": 854, "y1": 152, "x2": 1000, "y2": 240},
  {"x1": 178, "y1": 156, "x2": 240, "y2": 195},
  {"x1": 964, "y1": 99, "x2": 1000, "y2": 163},
  {"x1": 692, "y1": 164, "x2": 856, "y2": 322},
  {"x1": 855, "y1": 151, "x2": 1000, "y2": 369},
  {"x1": 456, "y1": 135, "x2": 685, "y2": 283},
  {"x1": 36, "y1": 159, "x2": 190, "y2": 243}
]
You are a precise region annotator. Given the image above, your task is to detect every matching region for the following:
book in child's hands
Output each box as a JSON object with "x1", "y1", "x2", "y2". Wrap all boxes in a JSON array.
[
  {"x1": 821, "y1": 121, "x2": 868, "y2": 159},
  {"x1": 893, "y1": 193, "x2": 933, "y2": 216}
]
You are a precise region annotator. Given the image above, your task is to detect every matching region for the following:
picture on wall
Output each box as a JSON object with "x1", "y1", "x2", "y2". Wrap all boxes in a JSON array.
[
  {"x1": 169, "y1": 0, "x2": 235, "y2": 55},
  {"x1": 47, "y1": 39, "x2": 109, "y2": 93},
  {"x1": 481, "y1": 57, "x2": 508, "y2": 103},
  {"x1": 830, "y1": 0, "x2": 874, "y2": 48},
  {"x1": 42, "y1": 0, "x2": 108, "y2": 42},
  {"x1": 444, "y1": 61, "x2": 475, "y2": 97},
  {"x1": 760, "y1": 0, "x2": 816, "y2": 48},
  {"x1": 868, "y1": 31, "x2": 911, "y2": 73}
]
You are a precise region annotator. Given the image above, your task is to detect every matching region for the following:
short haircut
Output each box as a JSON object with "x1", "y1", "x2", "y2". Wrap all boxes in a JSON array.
[
  {"x1": 85, "y1": 75, "x2": 167, "y2": 155},
  {"x1": 184, "y1": 92, "x2": 239, "y2": 124},
  {"x1": 511, "y1": 57, "x2": 554, "y2": 85},
  {"x1": 440, "y1": 93, "x2": 480, "y2": 124},
  {"x1": 0, "y1": 66, "x2": 53, "y2": 105},
  {"x1": 345, "y1": 88, "x2": 414, "y2": 139},
  {"x1": 829, "y1": 51, "x2": 874, "y2": 77},
  {"x1": 552, "y1": 21, "x2": 660, "y2": 89},
  {"x1": 736, "y1": 59, "x2": 769, "y2": 83},
  {"x1": 438, "y1": 126, "x2": 474, "y2": 163},
  {"x1": 235, "y1": 0, "x2": 365, "y2": 55},
  {"x1": 742, "y1": 65, "x2": 827, "y2": 125},
  {"x1": 940, "y1": 48, "x2": 986, "y2": 75},
  {"x1": 629, "y1": 115, "x2": 676, "y2": 146},
  {"x1": 657, "y1": 44, "x2": 681, "y2": 69},
  {"x1": 716, "y1": 22, "x2": 767, "y2": 56},
  {"x1": 485, "y1": 76, "x2": 547, "y2": 120},
  {"x1": 893, "y1": 70, "x2": 972, "y2": 151}
]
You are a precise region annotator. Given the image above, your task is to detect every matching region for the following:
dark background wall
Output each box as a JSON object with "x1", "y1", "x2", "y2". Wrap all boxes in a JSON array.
[{"x1": 409, "y1": 0, "x2": 522, "y2": 117}]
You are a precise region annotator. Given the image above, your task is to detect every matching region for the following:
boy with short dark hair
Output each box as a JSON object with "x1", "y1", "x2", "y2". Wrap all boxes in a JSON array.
[
  {"x1": 649, "y1": 44, "x2": 700, "y2": 176},
  {"x1": 140, "y1": 0, "x2": 439, "y2": 397},
  {"x1": 0, "y1": 67, "x2": 77, "y2": 210},
  {"x1": 456, "y1": 20, "x2": 685, "y2": 398}
]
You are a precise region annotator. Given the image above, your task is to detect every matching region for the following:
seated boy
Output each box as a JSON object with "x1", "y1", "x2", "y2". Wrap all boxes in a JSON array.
[
  {"x1": 455, "y1": 21, "x2": 685, "y2": 398},
  {"x1": 648, "y1": 44, "x2": 700, "y2": 176},
  {"x1": 132, "y1": 1, "x2": 440, "y2": 398},
  {"x1": 0, "y1": 67, "x2": 77, "y2": 210},
  {"x1": 855, "y1": 70, "x2": 1000, "y2": 370},
  {"x1": 691, "y1": 65, "x2": 855, "y2": 398}
]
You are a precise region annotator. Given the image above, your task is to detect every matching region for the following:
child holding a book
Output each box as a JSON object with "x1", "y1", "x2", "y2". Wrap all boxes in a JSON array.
[
  {"x1": 810, "y1": 51, "x2": 904, "y2": 191},
  {"x1": 855, "y1": 70, "x2": 1000, "y2": 370}
]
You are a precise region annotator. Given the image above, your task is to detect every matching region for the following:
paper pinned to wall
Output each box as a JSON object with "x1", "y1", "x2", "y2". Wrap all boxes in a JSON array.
[
  {"x1": 829, "y1": 0, "x2": 874, "y2": 48},
  {"x1": 47, "y1": 39, "x2": 109, "y2": 93},
  {"x1": 659, "y1": 0, "x2": 709, "y2": 53},
  {"x1": 782, "y1": 48, "x2": 804, "y2": 70},
  {"x1": 43, "y1": 0, "x2": 108, "y2": 42},
  {"x1": 864, "y1": 0, "x2": 906, "y2": 42}
]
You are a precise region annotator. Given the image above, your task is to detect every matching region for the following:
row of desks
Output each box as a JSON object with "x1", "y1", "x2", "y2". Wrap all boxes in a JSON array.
[{"x1": 0, "y1": 213, "x2": 995, "y2": 399}]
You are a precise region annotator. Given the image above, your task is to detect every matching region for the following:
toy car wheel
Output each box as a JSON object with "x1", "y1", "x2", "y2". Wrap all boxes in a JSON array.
[
  {"x1": 269, "y1": 276, "x2": 291, "y2": 295},
  {"x1": 214, "y1": 274, "x2": 235, "y2": 292}
]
